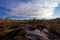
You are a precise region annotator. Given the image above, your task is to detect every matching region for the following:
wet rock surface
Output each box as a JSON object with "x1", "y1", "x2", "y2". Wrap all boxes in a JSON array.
[{"x1": 0, "y1": 24, "x2": 60, "y2": 40}]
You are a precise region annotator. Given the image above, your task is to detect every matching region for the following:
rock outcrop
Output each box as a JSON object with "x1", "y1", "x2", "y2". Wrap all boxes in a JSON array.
[{"x1": 0, "y1": 25, "x2": 60, "y2": 40}]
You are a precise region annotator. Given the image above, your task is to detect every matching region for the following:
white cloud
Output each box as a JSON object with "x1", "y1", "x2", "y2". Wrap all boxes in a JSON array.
[{"x1": 7, "y1": 0, "x2": 59, "y2": 19}]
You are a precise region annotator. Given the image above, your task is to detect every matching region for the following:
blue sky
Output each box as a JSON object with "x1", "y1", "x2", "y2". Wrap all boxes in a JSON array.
[
  {"x1": 54, "y1": 5, "x2": 60, "y2": 18},
  {"x1": 0, "y1": 0, "x2": 60, "y2": 20}
]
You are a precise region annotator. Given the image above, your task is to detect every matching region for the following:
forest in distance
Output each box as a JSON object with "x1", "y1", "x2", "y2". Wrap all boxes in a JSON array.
[{"x1": 0, "y1": 18, "x2": 60, "y2": 40}]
